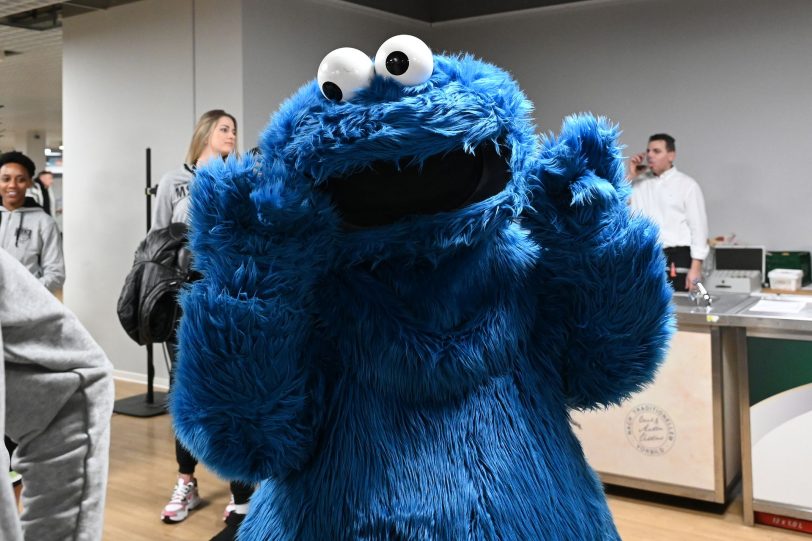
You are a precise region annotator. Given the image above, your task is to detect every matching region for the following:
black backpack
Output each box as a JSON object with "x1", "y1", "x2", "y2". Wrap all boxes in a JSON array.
[{"x1": 117, "y1": 223, "x2": 192, "y2": 345}]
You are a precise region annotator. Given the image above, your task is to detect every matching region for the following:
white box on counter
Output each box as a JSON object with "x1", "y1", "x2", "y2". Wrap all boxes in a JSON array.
[{"x1": 768, "y1": 268, "x2": 804, "y2": 290}]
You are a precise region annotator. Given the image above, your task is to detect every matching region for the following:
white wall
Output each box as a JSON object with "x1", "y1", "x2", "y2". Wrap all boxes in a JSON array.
[
  {"x1": 62, "y1": 0, "x2": 244, "y2": 384},
  {"x1": 25, "y1": 130, "x2": 46, "y2": 174},
  {"x1": 433, "y1": 0, "x2": 812, "y2": 251},
  {"x1": 240, "y1": 0, "x2": 426, "y2": 145},
  {"x1": 193, "y1": 0, "x2": 244, "y2": 130}
]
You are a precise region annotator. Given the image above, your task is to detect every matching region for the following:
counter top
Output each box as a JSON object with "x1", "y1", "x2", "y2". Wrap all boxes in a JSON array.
[
  {"x1": 729, "y1": 294, "x2": 812, "y2": 333},
  {"x1": 673, "y1": 292, "x2": 812, "y2": 333},
  {"x1": 673, "y1": 293, "x2": 754, "y2": 327}
]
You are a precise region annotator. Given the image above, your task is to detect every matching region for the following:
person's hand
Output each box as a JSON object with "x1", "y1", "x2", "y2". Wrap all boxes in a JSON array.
[
  {"x1": 686, "y1": 266, "x2": 702, "y2": 291},
  {"x1": 628, "y1": 152, "x2": 647, "y2": 179}
]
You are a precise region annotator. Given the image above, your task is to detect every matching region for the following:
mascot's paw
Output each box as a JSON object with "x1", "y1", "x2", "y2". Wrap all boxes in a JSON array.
[
  {"x1": 527, "y1": 114, "x2": 629, "y2": 239},
  {"x1": 251, "y1": 171, "x2": 327, "y2": 233},
  {"x1": 191, "y1": 155, "x2": 339, "y2": 281}
]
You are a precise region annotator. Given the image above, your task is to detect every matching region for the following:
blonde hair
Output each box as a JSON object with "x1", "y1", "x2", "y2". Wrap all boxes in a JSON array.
[{"x1": 185, "y1": 109, "x2": 238, "y2": 165}]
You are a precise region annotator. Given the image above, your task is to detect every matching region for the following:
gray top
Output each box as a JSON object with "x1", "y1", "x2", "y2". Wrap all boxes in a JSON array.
[
  {"x1": 0, "y1": 203, "x2": 64, "y2": 292},
  {"x1": 0, "y1": 247, "x2": 113, "y2": 541},
  {"x1": 152, "y1": 164, "x2": 195, "y2": 230}
]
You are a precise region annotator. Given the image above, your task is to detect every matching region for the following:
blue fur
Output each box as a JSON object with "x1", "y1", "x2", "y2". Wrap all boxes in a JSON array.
[{"x1": 172, "y1": 51, "x2": 673, "y2": 540}]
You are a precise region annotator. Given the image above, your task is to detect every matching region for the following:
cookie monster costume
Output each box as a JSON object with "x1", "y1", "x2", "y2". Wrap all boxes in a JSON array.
[{"x1": 171, "y1": 35, "x2": 673, "y2": 540}]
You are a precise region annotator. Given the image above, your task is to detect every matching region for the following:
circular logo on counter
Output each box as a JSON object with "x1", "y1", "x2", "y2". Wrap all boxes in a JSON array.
[{"x1": 624, "y1": 403, "x2": 676, "y2": 456}]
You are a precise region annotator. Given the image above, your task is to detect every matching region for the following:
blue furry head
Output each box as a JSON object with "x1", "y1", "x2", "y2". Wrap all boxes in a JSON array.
[{"x1": 258, "y1": 40, "x2": 538, "y2": 262}]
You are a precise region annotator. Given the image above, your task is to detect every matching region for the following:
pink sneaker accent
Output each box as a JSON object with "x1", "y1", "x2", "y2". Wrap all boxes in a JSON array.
[{"x1": 161, "y1": 478, "x2": 200, "y2": 523}]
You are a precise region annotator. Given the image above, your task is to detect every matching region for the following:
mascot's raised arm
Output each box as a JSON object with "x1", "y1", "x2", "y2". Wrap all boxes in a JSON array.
[{"x1": 171, "y1": 35, "x2": 673, "y2": 540}]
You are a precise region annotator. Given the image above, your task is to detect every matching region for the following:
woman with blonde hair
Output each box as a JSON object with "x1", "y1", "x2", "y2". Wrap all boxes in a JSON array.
[
  {"x1": 154, "y1": 109, "x2": 253, "y2": 541},
  {"x1": 152, "y1": 109, "x2": 237, "y2": 230}
]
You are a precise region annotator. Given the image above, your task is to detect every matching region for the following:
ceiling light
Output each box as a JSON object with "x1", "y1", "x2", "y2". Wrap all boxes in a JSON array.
[{"x1": 0, "y1": 5, "x2": 61, "y2": 31}]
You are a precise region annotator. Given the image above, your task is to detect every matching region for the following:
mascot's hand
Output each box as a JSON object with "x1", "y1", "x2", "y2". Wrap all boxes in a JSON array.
[
  {"x1": 189, "y1": 156, "x2": 339, "y2": 296},
  {"x1": 522, "y1": 115, "x2": 673, "y2": 410},
  {"x1": 524, "y1": 114, "x2": 628, "y2": 244},
  {"x1": 170, "y1": 155, "x2": 336, "y2": 482}
]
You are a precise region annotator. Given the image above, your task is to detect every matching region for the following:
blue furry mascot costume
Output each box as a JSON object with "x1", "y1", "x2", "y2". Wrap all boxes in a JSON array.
[{"x1": 172, "y1": 35, "x2": 673, "y2": 540}]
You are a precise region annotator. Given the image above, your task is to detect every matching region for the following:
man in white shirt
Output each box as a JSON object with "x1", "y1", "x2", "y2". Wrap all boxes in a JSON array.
[{"x1": 628, "y1": 133, "x2": 708, "y2": 292}]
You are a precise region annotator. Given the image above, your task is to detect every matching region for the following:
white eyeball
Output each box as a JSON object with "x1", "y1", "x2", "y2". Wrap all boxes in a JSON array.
[
  {"x1": 374, "y1": 35, "x2": 433, "y2": 87},
  {"x1": 317, "y1": 47, "x2": 374, "y2": 102}
]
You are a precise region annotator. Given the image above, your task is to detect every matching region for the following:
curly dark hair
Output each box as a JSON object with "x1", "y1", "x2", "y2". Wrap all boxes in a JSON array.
[{"x1": 0, "y1": 151, "x2": 36, "y2": 178}]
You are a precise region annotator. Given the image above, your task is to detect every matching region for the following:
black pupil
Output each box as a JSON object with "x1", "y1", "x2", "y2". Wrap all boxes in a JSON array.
[
  {"x1": 385, "y1": 51, "x2": 409, "y2": 76},
  {"x1": 322, "y1": 81, "x2": 343, "y2": 102}
]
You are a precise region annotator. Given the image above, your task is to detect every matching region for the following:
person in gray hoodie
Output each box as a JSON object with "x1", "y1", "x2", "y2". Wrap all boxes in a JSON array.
[
  {"x1": 0, "y1": 152, "x2": 64, "y2": 293},
  {"x1": 0, "y1": 248, "x2": 114, "y2": 541}
]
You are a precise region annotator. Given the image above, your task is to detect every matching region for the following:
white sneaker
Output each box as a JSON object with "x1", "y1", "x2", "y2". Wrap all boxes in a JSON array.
[
  {"x1": 161, "y1": 477, "x2": 200, "y2": 523},
  {"x1": 223, "y1": 494, "x2": 236, "y2": 521}
]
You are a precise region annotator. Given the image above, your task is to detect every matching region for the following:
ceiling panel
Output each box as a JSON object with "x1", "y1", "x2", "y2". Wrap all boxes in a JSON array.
[
  {"x1": 0, "y1": 28, "x2": 62, "y2": 150},
  {"x1": 0, "y1": 1, "x2": 63, "y2": 150},
  {"x1": 0, "y1": 1, "x2": 142, "y2": 150},
  {"x1": 0, "y1": 25, "x2": 61, "y2": 52},
  {"x1": 0, "y1": 0, "x2": 61, "y2": 18}
]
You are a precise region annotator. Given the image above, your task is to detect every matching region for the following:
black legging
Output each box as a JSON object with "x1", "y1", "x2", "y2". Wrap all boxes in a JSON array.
[
  {"x1": 5, "y1": 435, "x2": 17, "y2": 468},
  {"x1": 167, "y1": 329, "x2": 255, "y2": 505}
]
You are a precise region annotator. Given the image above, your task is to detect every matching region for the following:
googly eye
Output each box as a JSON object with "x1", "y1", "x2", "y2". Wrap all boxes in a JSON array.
[
  {"x1": 374, "y1": 35, "x2": 433, "y2": 87},
  {"x1": 317, "y1": 47, "x2": 374, "y2": 102}
]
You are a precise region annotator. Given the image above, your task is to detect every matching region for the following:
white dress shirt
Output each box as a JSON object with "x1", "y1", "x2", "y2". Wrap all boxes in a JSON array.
[{"x1": 630, "y1": 166, "x2": 709, "y2": 261}]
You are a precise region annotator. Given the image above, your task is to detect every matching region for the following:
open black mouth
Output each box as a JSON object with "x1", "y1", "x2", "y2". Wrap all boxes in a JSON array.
[{"x1": 322, "y1": 144, "x2": 511, "y2": 228}]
